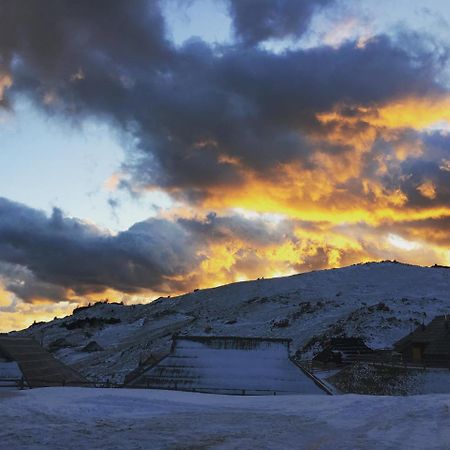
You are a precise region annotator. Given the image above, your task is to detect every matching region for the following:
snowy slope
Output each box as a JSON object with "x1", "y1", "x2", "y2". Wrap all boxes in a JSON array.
[
  {"x1": 2, "y1": 387, "x2": 450, "y2": 449},
  {"x1": 13, "y1": 261, "x2": 450, "y2": 383}
]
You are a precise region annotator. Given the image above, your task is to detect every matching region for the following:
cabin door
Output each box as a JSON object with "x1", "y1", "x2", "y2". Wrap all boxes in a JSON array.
[{"x1": 412, "y1": 345, "x2": 422, "y2": 363}]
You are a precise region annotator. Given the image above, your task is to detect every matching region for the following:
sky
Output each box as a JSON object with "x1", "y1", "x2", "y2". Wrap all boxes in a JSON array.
[{"x1": 0, "y1": 0, "x2": 449, "y2": 332}]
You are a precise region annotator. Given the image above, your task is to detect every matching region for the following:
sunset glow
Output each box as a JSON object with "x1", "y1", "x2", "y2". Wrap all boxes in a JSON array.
[{"x1": 0, "y1": 0, "x2": 449, "y2": 332}]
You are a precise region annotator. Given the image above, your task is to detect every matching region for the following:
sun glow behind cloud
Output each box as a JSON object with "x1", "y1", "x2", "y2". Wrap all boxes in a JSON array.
[
  {"x1": 387, "y1": 234, "x2": 420, "y2": 251},
  {"x1": 0, "y1": 0, "x2": 449, "y2": 332}
]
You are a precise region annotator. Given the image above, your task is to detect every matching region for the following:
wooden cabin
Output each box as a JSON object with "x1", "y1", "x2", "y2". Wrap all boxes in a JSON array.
[
  {"x1": 394, "y1": 315, "x2": 450, "y2": 367},
  {"x1": 313, "y1": 337, "x2": 374, "y2": 366}
]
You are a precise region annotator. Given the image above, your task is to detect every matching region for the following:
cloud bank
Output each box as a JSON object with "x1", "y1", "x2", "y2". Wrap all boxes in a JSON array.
[{"x1": 0, "y1": 0, "x2": 448, "y2": 328}]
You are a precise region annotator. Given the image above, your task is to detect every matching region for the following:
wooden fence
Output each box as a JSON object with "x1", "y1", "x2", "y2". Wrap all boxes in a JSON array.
[
  {"x1": 0, "y1": 377, "x2": 122, "y2": 390},
  {"x1": 297, "y1": 354, "x2": 450, "y2": 372}
]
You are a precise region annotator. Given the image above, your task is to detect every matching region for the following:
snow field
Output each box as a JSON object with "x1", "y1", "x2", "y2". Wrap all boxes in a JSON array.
[{"x1": 2, "y1": 387, "x2": 450, "y2": 449}]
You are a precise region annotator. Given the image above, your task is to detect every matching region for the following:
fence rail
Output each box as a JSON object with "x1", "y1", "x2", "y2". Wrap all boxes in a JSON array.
[
  {"x1": 0, "y1": 377, "x2": 288, "y2": 395},
  {"x1": 138, "y1": 383, "x2": 289, "y2": 396},
  {"x1": 0, "y1": 377, "x2": 28, "y2": 389},
  {"x1": 297, "y1": 355, "x2": 450, "y2": 372},
  {"x1": 0, "y1": 377, "x2": 122, "y2": 390}
]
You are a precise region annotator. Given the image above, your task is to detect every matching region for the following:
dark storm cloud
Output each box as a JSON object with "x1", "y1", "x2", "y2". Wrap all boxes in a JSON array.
[
  {"x1": 0, "y1": 0, "x2": 170, "y2": 77},
  {"x1": 371, "y1": 131, "x2": 450, "y2": 208},
  {"x1": 99, "y1": 36, "x2": 445, "y2": 195},
  {"x1": 226, "y1": 0, "x2": 333, "y2": 45},
  {"x1": 0, "y1": 262, "x2": 68, "y2": 303},
  {"x1": 0, "y1": 197, "x2": 201, "y2": 298},
  {"x1": 0, "y1": 0, "x2": 446, "y2": 196},
  {"x1": 0, "y1": 198, "x2": 311, "y2": 301}
]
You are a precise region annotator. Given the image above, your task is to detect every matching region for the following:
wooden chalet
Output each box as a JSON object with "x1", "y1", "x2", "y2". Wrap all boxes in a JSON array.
[
  {"x1": 313, "y1": 337, "x2": 374, "y2": 366},
  {"x1": 394, "y1": 315, "x2": 450, "y2": 367}
]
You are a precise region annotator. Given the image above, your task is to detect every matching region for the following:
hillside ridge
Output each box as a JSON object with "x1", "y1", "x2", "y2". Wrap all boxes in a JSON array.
[{"x1": 14, "y1": 261, "x2": 450, "y2": 383}]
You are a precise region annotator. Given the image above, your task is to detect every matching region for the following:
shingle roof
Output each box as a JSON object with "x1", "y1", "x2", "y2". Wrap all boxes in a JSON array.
[{"x1": 327, "y1": 338, "x2": 373, "y2": 352}]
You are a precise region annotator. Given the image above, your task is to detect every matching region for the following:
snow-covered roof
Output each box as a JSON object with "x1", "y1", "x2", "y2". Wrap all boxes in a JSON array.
[
  {"x1": 132, "y1": 335, "x2": 326, "y2": 395},
  {"x1": 0, "y1": 336, "x2": 87, "y2": 387}
]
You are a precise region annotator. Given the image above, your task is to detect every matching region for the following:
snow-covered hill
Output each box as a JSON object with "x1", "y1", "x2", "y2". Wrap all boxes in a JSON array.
[{"x1": 13, "y1": 261, "x2": 450, "y2": 383}]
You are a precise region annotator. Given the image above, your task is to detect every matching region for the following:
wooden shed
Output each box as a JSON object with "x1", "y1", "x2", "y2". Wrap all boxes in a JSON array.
[
  {"x1": 313, "y1": 337, "x2": 374, "y2": 366},
  {"x1": 394, "y1": 315, "x2": 450, "y2": 366}
]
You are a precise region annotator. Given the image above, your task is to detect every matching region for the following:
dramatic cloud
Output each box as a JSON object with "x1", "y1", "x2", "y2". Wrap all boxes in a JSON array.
[
  {"x1": 1, "y1": 195, "x2": 448, "y2": 315},
  {"x1": 0, "y1": 197, "x2": 201, "y2": 297},
  {"x1": 226, "y1": 0, "x2": 334, "y2": 45},
  {"x1": 0, "y1": 1, "x2": 449, "y2": 330},
  {"x1": 0, "y1": 0, "x2": 446, "y2": 201},
  {"x1": 0, "y1": 197, "x2": 376, "y2": 305}
]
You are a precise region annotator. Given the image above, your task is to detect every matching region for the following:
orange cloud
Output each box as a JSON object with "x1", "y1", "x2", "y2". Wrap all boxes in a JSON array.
[
  {"x1": 317, "y1": 95, "x2": 450, "y2": 131},
  {"x1": 0, "y1": 72, "x2": 12, "y2": 101},
  {"x1": 417, "y1": 180, "x2": 437, "y2": 200}
]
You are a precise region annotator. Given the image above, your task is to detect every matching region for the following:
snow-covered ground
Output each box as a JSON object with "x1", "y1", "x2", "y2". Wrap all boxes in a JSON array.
[
  {"x1": 0, "y1": 361, "x2": 22, "y2": 389},
  {"x1": 413, "y1": 369, "x2": 450, "y2": 394},
  {"x1": 13, "y1": 262, "x2": 450, "y2": 383},
  {"x1": 2, "y1": 387, "x2": 450, "y2": 449}
]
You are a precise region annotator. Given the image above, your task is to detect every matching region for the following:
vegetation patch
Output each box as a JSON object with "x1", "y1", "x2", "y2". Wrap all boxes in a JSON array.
[
  {"x1": 62, "y1": 317, "x2": 121, "y2": 330},
  {"x1": 327, "y1": 363, "x2": 419, "y2": 395}
]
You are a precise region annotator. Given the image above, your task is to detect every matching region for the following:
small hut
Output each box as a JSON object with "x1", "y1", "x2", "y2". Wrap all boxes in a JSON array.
[
  {"x1": 313, "y1": 337, "x2": 374, "y2": 366},
  {"x1": 394, "y1": 315, "x2": 450, "y2": 366}
]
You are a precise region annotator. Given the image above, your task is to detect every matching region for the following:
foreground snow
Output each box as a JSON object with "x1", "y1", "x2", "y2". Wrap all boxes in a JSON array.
[{"x1": 2, "y1": 388, "x2": 450, "y2": 449}]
